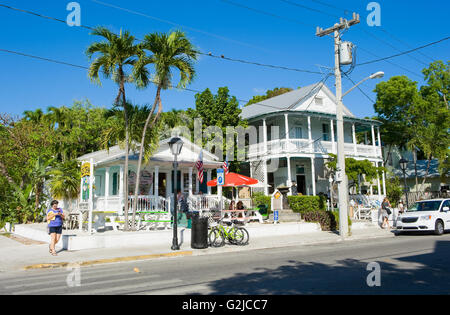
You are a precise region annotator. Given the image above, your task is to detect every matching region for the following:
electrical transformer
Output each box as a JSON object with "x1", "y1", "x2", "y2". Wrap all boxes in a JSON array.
[{"x1": 339, "y1": 41, "x2": 353, "y2": 65}]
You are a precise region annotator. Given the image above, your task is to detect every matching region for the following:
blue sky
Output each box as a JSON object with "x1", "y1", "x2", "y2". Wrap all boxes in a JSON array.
[{"x1": 1, "y1": 0, "x2": 449, "y2": 119}]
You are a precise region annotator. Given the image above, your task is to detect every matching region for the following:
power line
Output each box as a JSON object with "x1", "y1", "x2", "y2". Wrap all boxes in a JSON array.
[
  {"x1": 0, "y1": 47, "x2": 330, "y2": 112},
  {"x1": 278, "y1": 0, "x2": 433, "y2": 68},
  {"x1": 222, "y1": 0, "x2": 432, "y2": 78},
  {"x1": 0, "y1": 3, "x2": 323, "y2": 76},
  {"x1": 220, "y1": 0, "x2": 310, "y2": 27},
  {"x1": 278, "y1": 0, "x2": 338, "y2": 18},
  {"x1": 357, "y1": 36, "x2": 450, "y2": 66},
  {"x1": 342, "y1": 72, "x2": 375, "y2": 104}
]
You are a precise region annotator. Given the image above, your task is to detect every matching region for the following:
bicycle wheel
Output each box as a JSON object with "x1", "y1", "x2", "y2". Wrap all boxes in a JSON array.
[
  {"x1": 232, "y1": 227, "x2": 249, "y2": 246},
  {"x1": 208, "y1": 227, "x2": 225, "y2": 247}
]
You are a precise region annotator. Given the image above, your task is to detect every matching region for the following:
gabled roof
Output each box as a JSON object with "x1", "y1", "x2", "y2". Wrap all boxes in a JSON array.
[
  {"x1": 240, "y1": 82, "x2": 356, "y2": 120},
  {"x1": 77, "y1": 136, "x2": 222, "y2": 167}
]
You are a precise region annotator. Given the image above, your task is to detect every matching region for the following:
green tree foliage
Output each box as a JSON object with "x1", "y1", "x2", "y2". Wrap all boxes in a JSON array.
[
  {"x1": 0, "y1": 102, "x2": 111, "y2": 224},
  {"x1": 374, "y1": 61, "x2": 450, "y2": 190},
  {"x1": 326, "y1": 153, "x2": 384, "y2": 191},
  {"x1": 245, "y1": 87, "x2": 293, "y2": 107}
]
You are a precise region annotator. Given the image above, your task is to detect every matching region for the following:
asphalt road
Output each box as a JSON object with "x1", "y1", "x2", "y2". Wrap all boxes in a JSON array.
[{"x1": 1, "y1": 232, "x2": 450, "y2": 295}]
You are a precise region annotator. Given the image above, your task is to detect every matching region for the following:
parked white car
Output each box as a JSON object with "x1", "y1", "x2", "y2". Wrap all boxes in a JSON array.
[{"x1": 396, "y1": 199, "x2": 450, "y2": 235}]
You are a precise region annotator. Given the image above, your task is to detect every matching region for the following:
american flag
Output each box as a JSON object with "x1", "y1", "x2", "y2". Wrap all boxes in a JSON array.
[
  {"x1": 196, "y1": 150, "x2": 204, "y2": 183},
  {"x1": 223, "y1": 157, "x2": 229, "y2": 174}
]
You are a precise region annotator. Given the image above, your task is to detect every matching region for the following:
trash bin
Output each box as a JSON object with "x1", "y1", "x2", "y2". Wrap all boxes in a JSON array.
[{"x1": 191, "y1": 213, "x2": 209, "y2": 249}]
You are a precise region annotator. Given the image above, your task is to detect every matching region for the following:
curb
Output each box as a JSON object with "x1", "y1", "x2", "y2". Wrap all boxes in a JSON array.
[{"x1": 22, "y1": 250, "x2": 193, "y2": 270}]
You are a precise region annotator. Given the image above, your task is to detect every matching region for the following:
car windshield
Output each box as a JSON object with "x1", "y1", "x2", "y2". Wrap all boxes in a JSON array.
[{"x1": 407, "y1": 201, "x2": 442, "y2": 212}]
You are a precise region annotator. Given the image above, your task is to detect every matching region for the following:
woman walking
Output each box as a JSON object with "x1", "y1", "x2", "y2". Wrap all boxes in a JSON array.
[
  {"x1": 47, "y1": 200, "x2": 64, "y2": 256},
  {"x1": 381, "y1": 197, "x2": 392, "y2": 229}
]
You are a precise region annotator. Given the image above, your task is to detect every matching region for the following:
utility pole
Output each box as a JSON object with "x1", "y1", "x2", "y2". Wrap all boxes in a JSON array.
[{"x1": 316, "y1": 13, "x2": 360, "y2": 238}]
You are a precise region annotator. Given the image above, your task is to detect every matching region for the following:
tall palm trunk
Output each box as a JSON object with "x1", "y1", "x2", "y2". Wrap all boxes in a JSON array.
[
  {"x1": 117, "y1": 67, "x2": 130, "y2": 231},
  {"x1": 131, "y1": 86, "x2": 163, "y2": 229}
]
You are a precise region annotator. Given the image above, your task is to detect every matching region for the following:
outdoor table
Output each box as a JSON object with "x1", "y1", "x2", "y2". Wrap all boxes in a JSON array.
[{"x1": 221, "y1": 209, "x2": 247, "y2": 223}]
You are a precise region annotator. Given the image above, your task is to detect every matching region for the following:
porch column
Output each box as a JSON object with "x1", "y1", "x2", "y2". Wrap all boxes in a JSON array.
[
  {"x1": 308, "y1": 115, "x2": 313, "y2": 153},
  {"x1": 105, "y1": 167, "x2": 110, "y2": 210},
  {"x1": 119, "y1": 165, "x2": 124, "y2": 215},
  {"x1": 189, "y1": 167, "x2": 193, "y2": 196},
  {"x1": 352, "y1": 123, "x2": 357, "y2": 156},
  {"x1": 264, "y1": 159, "x2": 269, "y2": 196},
  {"x1": 284, "y1": 113, "x2": 290, "y2": 151},
  {"x1": 166, "y1": 171, "x2": 172, "y2": 199},
  {"x1": 181, "y1": 171, "x2": 185, "y2": 193},
  {"x1": 88, "y1": 158, "x2": 94, "y2": 235},
  {"x1": 371, "y1": 124, "x2": 376, "y2": 155},
  {"x1": 377, "y1": 127, "x2": 382, "y2": 158},
  {"x1": 154, "y1": 166, "x2": 159, "y2": 197},
  {"x1": 195, "y1": 170, "x2": 200, "y2": 194},
  {"x1": 382, "y1": 164, "x2": 386, "y2": 196},
  {"x1": 207, "y1": 170, "x2": 212, "y2": 195},
  {"x1": 311, "y1": 157, "x2": 316, "y2": 196},
  {"x1": 287, "y1": 155, "x2": 292, "y2": 195},
  {"x1": 330, "y1": 119, "x2": 336, "y2": 154},
  {"x1": 263, "y1": 118, "x2": 268, "y2": 154}
]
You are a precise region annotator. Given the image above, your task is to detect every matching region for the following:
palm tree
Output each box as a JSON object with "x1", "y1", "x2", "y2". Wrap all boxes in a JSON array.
[
  {"x1": 48, "y1": 160, "x2": 80, "y2": 212},
  {"x1": 23, "y1": 109, "x2": 44, "y2": 124},
  {"x1": 131, "y1": 31, "x2": 198, "y2": 229},
  {"x1": 86, "y1": 26, "x2": 149, "y2": 231}
]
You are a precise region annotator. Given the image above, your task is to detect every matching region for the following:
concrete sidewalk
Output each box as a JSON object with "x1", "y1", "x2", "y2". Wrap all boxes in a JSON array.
[{"x1": 0, "y1": 224, "x2": 394, "y2": 273}]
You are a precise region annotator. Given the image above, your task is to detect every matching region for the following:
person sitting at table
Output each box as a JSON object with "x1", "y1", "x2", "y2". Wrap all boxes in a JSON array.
[
  {"x1": 228, "y1": 200, "x2": 236, "y2": 210},
  {"x1": 236, "y1": 201, "x2": 245, "y2": 210}
]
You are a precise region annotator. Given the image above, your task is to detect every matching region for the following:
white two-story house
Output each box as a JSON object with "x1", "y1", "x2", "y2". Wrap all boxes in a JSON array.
[{"x1": 241, "y1": 82, "x2": 386, "y2": 198}]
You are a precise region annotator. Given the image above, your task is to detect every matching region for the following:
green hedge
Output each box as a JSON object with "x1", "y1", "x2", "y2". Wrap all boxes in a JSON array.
[
  {"x1": 287, "y1": 195, "x2": 327, "y2": 213},
  {"x1": 251, "y1": 192, "x2": 271, "y2": 215},
  {"x1": 301, "y1": 210, "x2": 337, "y2": 231}
]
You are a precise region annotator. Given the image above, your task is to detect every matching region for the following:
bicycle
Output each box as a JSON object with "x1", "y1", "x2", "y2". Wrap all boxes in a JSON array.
[{"x1": 208, "y1": 218, "x2": 249, "y2": 247}]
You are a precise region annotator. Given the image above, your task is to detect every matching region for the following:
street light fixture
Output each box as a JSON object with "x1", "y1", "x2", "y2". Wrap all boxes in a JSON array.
[
  {"x1": 169, "y1": 137, "x2": 183, "y2": 251},
  {"x1": 399, "y1": 157, "x2": 409, "y2": 209},
  {"x1": 337, "y1": 71, "x2": 384, "y2": 238}
]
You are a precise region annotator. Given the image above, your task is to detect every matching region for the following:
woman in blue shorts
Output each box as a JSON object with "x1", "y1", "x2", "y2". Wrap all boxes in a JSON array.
[{"x1": 47, "y1": 200, "x2": 65, "y2": 256}]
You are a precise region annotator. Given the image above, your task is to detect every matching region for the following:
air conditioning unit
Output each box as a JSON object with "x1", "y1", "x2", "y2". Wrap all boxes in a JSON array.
[{"x1": 339, "y1": 41, "x2": 353, "y2": 65}]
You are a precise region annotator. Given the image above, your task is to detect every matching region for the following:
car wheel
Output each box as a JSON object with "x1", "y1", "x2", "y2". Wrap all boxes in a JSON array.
[{"x1": 434, "y1": 220, "x2": 444, "y2": 236}]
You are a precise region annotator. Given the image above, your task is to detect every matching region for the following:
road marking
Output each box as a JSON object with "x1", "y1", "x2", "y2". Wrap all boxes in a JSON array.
[
  {"x1": 10, "y1": 274, "x2": 161, "y2": 295},
  {"x1": 66, "y1": 279, "x2": 183, "y2": 295},
  {"x1": 139, "y1": 283, "x2": 212, "y2": 295},
  {"x1": 22, "y1": 251, "x2": 193, "y2": 270}
]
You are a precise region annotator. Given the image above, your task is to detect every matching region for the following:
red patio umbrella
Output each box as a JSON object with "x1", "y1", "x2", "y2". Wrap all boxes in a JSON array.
[{"x1": 207, "y1": 172, "x2": 258, "y2": 187}]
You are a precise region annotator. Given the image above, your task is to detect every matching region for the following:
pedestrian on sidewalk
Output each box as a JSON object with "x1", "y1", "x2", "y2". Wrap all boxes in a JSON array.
[
  {"x1": 381, "y1": 197, "x2": 392, "y2": 229},
  {"x1": 47, "y1": 200, "x2": 64, "y2": 256}
]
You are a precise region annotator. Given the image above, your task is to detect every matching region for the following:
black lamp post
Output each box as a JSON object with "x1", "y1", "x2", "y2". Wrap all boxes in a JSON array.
[
  {"x1": 169, "y1": 137, "x2": 183, "y2": 251},
  {"x1": 399, "y1": 157, "x2": 409, "y2": 209}
]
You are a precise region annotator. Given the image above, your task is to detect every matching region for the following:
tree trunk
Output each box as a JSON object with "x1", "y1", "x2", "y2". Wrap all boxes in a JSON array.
[
  {"x1": 413, "y1": 148, "x2": 418, "y2": 191},
  {"x1": 383, "y1": 144, "x2": 392, "y2": 165},
  {"x1": 132, "y1": 86, "x2": 163, "y2": 230},
  {"x1": 419, "y1": 155, "x2": 432, "y2": 192},
  {"x1": 118, "y1": 67, "x2": 130, "y2": 231}
]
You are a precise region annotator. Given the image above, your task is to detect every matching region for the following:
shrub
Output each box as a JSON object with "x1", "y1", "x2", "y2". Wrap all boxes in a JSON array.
[
  {"x1": 251, "y1": 192, "x2": 271, "y2": 213},
  {"x1": 301, "y1": 210, "x2": 337, "y2": 231},
  {"x1": 287, "y1": 195, "x2": 327, "y2": 213}
]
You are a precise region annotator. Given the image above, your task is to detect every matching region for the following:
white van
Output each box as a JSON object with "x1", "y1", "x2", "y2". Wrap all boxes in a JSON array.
[{"x1": 396, "y1": 199, "x2": 450, "y2": 235}]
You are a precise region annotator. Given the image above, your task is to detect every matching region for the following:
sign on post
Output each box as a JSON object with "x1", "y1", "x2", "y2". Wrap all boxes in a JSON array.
[{"x1": 217, "y1": 168, "x2": 225, "y2": 186}]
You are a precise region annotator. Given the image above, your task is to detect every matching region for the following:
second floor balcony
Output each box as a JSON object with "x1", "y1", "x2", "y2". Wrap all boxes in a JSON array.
[{"x1": 248, "y1": 138, "x2": 382, "y2": 159}]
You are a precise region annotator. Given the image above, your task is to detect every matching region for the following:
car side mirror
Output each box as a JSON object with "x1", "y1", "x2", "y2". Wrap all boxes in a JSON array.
[{"x1": 443, "y1": 206, "x2": 449, "y2": 212}]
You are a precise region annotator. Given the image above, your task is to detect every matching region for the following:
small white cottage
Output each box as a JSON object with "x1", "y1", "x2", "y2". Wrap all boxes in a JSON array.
[{"x1": 76, "y1": 136, "x2": 223, "y2": 214}]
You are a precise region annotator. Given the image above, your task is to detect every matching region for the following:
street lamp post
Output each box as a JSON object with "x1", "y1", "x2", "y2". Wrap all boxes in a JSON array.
[
  {"x1": 337, "y1": 71, "x2": 384, "y2": 238},
  {"x1": 399, "y1": 157, "x2": 409, "y2": 209},
  {"x1": 169, "y1": 137, "x2": 183, "y2": 251}
]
